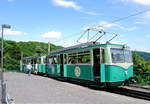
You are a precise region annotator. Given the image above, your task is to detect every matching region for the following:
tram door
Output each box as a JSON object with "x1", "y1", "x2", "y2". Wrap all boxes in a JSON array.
[
  {"x1": 60, "y1": 54, "x2": 64, "y2": 76},
  {"x1": 93, "y1": 48, "x2": 100, "y2": 81}
]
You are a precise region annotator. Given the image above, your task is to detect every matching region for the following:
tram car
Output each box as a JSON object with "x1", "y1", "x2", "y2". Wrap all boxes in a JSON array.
[
  {"x1": 20, "y1": 42, "x2": 134, "y2": 87},
  {"x1": 20, "y1": 55, "x2": 46, "y2": 74}
]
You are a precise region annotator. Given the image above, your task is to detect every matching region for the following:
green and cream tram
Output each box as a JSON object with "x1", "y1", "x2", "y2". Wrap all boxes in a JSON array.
[{"x1": 45, "y1": 42, "x2": 134, "y2": 87}]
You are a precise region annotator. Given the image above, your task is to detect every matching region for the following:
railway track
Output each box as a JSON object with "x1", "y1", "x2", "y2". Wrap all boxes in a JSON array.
[
  {"x1": 105, "y1": 87, "x2": 150, "y2": 101},
  {"x1": 129, "y1": 84, "x2": 150, "y2": 90}
]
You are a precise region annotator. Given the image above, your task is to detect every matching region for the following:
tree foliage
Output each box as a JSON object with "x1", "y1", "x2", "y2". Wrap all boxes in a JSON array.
[
  {"x1": 0, "y1": 39, "x2": 63, "y2": 70},
  {"x1": 132, "y1": 51, "x2": 150, "y2": 85}
]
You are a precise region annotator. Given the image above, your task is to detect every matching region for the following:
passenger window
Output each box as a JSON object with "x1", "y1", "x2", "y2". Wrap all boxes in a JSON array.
[
  {"x1": 31, "y1": 60, "x2": 33, "y2": 64},
  {"x1": 68, "y1": 51, "x2": 90, "y2": 64},
  {"x1": 52, "y1": 56, "x2": 57, "y2": 64},
  {"x1": 101, "y1": 49, "x2": 105, "y2": 63},
  {"x1": 47, "y1": 56, "x2": 53, "y2": 64},
  {"x1": 68, "y1": 53, "x2": 78, "y2": 64},
  {"x1": 64, "y1": 54, "x2": 67, "y2": 64},
  {"x1": 56, "y1": 55, "x2": 59, "y2": 64},
  {"x1": 37, "y1": 58, "x2": 41, "y2": 64},
  {"x1": 43, "y1": 57, "x2": 47, "y2": 64},
  {"x1": 78, "y1": 51, "x2": 90, "y2": 64}
]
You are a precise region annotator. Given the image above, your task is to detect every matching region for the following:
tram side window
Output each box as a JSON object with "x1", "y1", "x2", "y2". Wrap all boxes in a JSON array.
[
  {"x1": 37, "y1": 58, "x2": 41, "y2": 64},
  {"x1": 68, "y1": 53, "x2": 78, "y2": 64},
  {"x1": 64, "y1": 54, "x2": 67, "y2": 64},
  {"x1": 25, "y1": 60, "x2": 27, "y2": 64},
  {"x1": 48, "y1": 56, "x2": 53, "y2": 64},
  {"x1": 57, "y1": 55, "x2": 60, "y2": 64},
  {"x1": 34, "y1": 59, "x2": 37, "y2": 64},
  {"x1": 78, "y1": 51, "x2": 90, "y2": 64},
  {"x1": 23, "y1": 60, "x2": 26, "y2": 65},
  {"x1": 101, "y1": 49, "x2": 105, "y2": 63},
  {"x1": 31, "y1": 60, "x2": 34, "y2": 64},
  {"x1": 43, "y1": 57, "x2": 47, "y2": 64},
  {"x1": 27, "y1": 60, "x2": 31, "y2": 64},
  {"x1": 52, "y1": 56, "x2": 57, "y2": 64},
  {"x1": 68, "y1": 57, "x2": 74, "y2": 64}
]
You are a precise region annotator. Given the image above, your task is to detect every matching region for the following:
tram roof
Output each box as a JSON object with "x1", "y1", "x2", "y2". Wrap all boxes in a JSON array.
[
  {"x1": 22, "y1": 54, "x2": 44, "y2": 60},
  {"x1": 48, "y1": 42, "x2": 128, "y2": 55},
  {"x1": 22, "y1": 42, "x2": 129, "y2": 59}
]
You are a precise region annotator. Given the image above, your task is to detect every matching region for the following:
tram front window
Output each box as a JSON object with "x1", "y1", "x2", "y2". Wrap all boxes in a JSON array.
[{"x1": 111, "y1": 48, "x2": 132, "y2": 63}]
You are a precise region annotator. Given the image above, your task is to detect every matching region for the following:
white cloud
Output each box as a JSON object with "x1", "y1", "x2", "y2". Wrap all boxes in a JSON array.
[
  {"x1": 143, "y1": 11, "x2": 150, "y2": 19},
  {"x1": 99, "y1": 21, "x2": 136, "y2": 31},
  {"x1": 120, "y1": 0, "x2": 150, "y2": 5},
  {"x1": 132, "y1": 0, "x2": 150, "y2": 5},
  {"x1": 52, "y1": 0, "x2": 81, "y2": 10},
  {"x1": 51, "y1": 0, "x2": 98, "y2": 15},
  {"x1": 8, "y1": 0, "x2": 13, "y2": 2},
  {"x1": 99, "y1": 21, "x2": 117, "y2": 27},
  {"x1": 3, "y1": 29, "x2": 26, "y2": 36},
  {"x1": 41, "y1": 30, "x2": 61, "y2": 39},
  {"x1": 85, "y1": 11, "x2": 97, "y2": 15},
  {"x1": 145, "y1": 35, "x2": 150, "y2": 38},
  {"x1": 80, "y1": 11, "x2": 98, "y2": 15},
  {"x1": 119, "y1": 26, "x2": 137, "y2": 31},
  {"x1": 135, "y1": 21, "x2": 146, "y2": 24}
]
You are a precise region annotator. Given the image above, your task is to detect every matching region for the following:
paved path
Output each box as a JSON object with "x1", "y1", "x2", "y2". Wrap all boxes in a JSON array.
[
  {"x1": 0, "y1": 80, "x2": 1, "y2": 104},
  {"x1": 4, "y1": 72, "x2": 150, "y2": 104}
]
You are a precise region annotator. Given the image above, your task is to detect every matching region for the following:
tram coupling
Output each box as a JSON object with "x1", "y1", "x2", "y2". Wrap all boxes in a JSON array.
[
  {"x1": 129, "y1": 77, "x2": 136, "y2": 84},
  {"x1": 123, "y1": 77, "x2": 136, "y2": 86}
]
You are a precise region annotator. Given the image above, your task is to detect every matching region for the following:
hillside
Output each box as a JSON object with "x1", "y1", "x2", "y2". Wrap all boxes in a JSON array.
[
  {"x1": 0, "y1": 39, "x2": 63, "y2": 69},
  {"x1": 136, "y1": 51, "x2": 150, "y2": 61},
  {"x1": 18, "y1": 41, "x2": 63, "y2": 57}
]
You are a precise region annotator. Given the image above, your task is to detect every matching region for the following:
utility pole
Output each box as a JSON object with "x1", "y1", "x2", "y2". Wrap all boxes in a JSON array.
[
  {"x1": 1, "y1": 26, "x2": 4, "y2": 79},
  {"x1": 1, "y1": 24, "x2": 11, "y2": 103},
  {"x1": 48, "y1": 42, "x2": 50, "y2": 53},
  {"x1": 20, "y1": 51, "x2": 23, "y2": 72},
  {"x1": 21, "y1": 51, "x2": 23, "y2": 61}
]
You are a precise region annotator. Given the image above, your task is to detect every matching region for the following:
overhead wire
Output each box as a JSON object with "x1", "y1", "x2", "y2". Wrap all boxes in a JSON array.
[
  {"x1": 99, "y1": 8, "x2": 150, "y2": 27},
  {"x1": 76, "y1": 30, "x2": 88, "y2": 42},
  {"x1": 38, "y1": 8, "x2": 150, "y2": 55},
  {"x1": 51, "y1": 8, "x2": 150, "y2": 45},
  {"x1": 94, "y1": 8, "x2": 150, "y2": 42},
  {"x1": 89, "y1": 31, "x2": 100, "y2": 41}
]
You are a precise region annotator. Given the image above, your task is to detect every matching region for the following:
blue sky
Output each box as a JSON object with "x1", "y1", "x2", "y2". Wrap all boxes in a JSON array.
[{"x1": 0, "y1": 0, "x2": 150, "y2": 52}]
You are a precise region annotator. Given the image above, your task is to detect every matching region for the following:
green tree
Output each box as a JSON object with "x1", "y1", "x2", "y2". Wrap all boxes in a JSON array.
[{"x1": 132, "y1": 51, "x2": 150, "y2": 85}]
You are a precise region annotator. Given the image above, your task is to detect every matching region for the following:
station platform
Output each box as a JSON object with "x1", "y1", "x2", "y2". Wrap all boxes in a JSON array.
[
  {"x1": 0, "y1": 81, "x2": 2, "y2": 104},
  {"x1": 4, "y1": 72, "x2": 150, "y2": 104}
]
